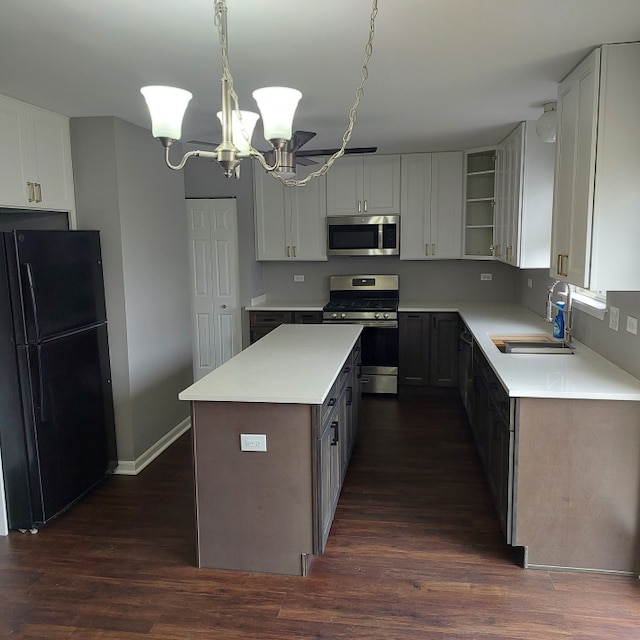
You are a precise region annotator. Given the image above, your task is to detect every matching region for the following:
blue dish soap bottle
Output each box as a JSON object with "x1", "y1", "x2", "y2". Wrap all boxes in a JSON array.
[{"x1": 553, "y1": 301, "x2": 565, "y2": 339}]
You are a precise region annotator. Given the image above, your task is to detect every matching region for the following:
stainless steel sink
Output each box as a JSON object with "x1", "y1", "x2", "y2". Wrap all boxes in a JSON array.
[
  {"x1": 502, "y1": 341, "x2": 575, "y2": 355},
  {"x1": 490, "y1": 334, "x2": 575, "y2": 355}
]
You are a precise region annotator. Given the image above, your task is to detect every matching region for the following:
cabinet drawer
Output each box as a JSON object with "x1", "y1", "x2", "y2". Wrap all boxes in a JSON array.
[
  {"x1": 293, "y1": 311, "x2": 322, "y2": 324},
  {"x1": 338, "y1": 357, "x2": 353, "y2": 391},
  {"x1": 319, "y1": 379, "x2": 340, "y2": 428},
  {"x1": 249, "y1": 311, "x2": 293, "y2": 326}
]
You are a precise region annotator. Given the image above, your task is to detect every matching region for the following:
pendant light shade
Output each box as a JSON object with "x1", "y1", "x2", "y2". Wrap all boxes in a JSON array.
[
  {"x1": 216, "y1": 110, "x2": 260, "y2": 154},
  {"x1": 536, "y1": 102, "x2": 557, "y2": 143},
  {"x1": 252, "y1": 87, "x2": 302, "y2": 142},
  {"x1": 141, "y1": 86, "x2": 193, "y2": 140}
]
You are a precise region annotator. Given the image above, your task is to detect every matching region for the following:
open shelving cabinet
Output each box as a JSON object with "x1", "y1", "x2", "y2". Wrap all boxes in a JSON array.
[{"x1": 464, "y1": 147, "x2": 496, "y2": 258}]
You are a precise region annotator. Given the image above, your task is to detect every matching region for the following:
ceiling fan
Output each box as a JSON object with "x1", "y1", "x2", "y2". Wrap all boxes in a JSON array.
[{"x1": 187, "y1": 130, "x2": 377, "y2": 172}]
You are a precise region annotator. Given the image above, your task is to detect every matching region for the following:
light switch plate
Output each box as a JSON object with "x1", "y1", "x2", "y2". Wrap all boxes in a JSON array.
[
  {"x1": 293, "y1": 275, "x2": 304, "y2": 282},
  {"x1": 480, "y1": 273, "x2": 492, "y2": 281},
  {"x1": 626, "y1": 316, "x2": 638, "y2": 335},
  {"x1": 609, "y1": 306, "x2": 620, "y2": 331}
]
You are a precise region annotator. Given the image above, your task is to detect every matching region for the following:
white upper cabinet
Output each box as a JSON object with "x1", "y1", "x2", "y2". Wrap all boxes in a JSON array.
[
  {"x1": 550, "y1": 43, "x2": 640, "y2": 291},
  {"x1": 0, "y1": 94, "x2": 75, "y2": 213},
  {"x1": 463, "y1": 147, "x2": 496, "y2": 259},
  {"x1": 400, "y1": 152, "x2": 463, "y2": 260},
  {"x1": 326, "y1": 155, "x2": 400, "y2": 216},
  {"x1": 494, "y1": 122, "x2": 555, "y2": 268},
  {"x1": 254, "y1": 162, "x2": 327, "y2": 261}
]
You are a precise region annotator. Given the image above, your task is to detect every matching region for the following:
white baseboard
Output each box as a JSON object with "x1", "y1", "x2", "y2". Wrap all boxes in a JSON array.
[{"x1": 113, "y1": 417, "x2": 191, "y2": 476}]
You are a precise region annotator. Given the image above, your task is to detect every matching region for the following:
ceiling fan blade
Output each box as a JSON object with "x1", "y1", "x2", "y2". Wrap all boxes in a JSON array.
[
  {"x1": 187, "y1": 139, "x2": 219, "y2": 147},
  {"x1": 296, "y1": 156, "x2": 318, "y2": 167},
  {"x1": 288, "y1": 130, "x2": 317, "y2": 152},
  {"x1": 301, "y1": 146, "x2": 378, "y2": 157}
]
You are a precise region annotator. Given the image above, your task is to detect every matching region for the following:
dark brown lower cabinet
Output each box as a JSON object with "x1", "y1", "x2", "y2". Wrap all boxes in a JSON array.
[
  {"x1": 399, "y1": 312, "x2": 459, "y2": 389},
  {"x1": 249, "y1": 310, "x2": 322, "y2": 344}
]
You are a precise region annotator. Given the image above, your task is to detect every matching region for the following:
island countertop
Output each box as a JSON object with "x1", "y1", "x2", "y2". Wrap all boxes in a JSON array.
[{"x1": 179, "y1": 324, "x2": 362, "y2": 404}]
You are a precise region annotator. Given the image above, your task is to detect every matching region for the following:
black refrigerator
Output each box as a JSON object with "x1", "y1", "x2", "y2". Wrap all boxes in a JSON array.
[{"x1": 0, "y1": 230, "x2": 117, "y2": 531}]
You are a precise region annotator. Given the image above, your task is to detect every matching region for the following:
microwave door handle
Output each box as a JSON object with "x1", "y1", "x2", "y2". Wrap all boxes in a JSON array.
[{"x1": 378, "y1": 224, "x2": 383, "y2": 250}]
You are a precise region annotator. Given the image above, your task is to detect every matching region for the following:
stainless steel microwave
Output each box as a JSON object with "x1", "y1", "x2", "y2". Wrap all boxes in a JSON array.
[{"x1": 326, "y1": 215, "x2": 400, "y2": 256}]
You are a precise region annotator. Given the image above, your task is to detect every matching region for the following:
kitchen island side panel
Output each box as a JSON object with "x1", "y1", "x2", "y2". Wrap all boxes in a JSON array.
[
  {"x1": 514, "y1": 397, "x2": 640, "y2": 573},
  {"x1": 192, "y1": 401, "x2": 314, "y2": 575}
]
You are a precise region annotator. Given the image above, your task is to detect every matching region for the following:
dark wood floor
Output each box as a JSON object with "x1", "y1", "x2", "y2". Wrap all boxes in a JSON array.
[{"x1": 1, "y1": 394, "x2": 639, "y2": 639}]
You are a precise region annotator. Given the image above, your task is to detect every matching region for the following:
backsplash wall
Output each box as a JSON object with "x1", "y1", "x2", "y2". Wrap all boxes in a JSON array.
[
  {"x1": 519, "y1": 269, "x2": 640, "y2": 379},
  {"x1": 262, "y1": 258, "x2": 519, "y2": 303}
]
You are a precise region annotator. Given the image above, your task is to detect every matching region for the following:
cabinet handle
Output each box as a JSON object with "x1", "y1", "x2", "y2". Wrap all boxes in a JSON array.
[
  {"x1": 346, "y1": 386, "x2": 353, "y2": 406},
  {"x1": 357, "y1": 200, "x2": 362, "y2": 213},
  {"x1": 35, "y1": 183, "x2": 42, "y2": 203},
  {"x1": 432, "y1": 243, "x2": 436, "y2": 256},
  {"x1": 27, "y1": 181, "x2": 35, "y2": 202},
  {"x1": 292, "y1": 245, "x2": 296, "y2": 258},
  {"x1": 330, "y1": 420, "x2": 339, "y2": 446},
  {"x1": 506, "y1": 246, "x2": 512, "y2": 262},
  {"x1": 425, "y1": 243, "x2": 429, "y2": 256},
  {"x1": 364, "y1": 200, "x2": 368, "y2": 212},
  {"x1": 328, "y1": 397, "x2": 337, "y2": 407},
  {"x1": 489, "y1": 244, "x2": 495, "y2": 256},
  {"x1": 557, "y1": 253, "x2": 569, "y2": 277},
  {"x1": 494, "y1": 243, "x2": 501, "y2": 258}
]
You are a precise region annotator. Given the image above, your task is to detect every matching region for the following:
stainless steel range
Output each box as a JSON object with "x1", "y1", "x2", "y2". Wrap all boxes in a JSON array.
[{"x1": 323, "y1": 275, "x2": 399, "y2": 394}]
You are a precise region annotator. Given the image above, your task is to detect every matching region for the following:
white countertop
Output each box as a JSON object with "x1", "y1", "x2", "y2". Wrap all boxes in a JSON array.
[
  {"x1": 247, "y1": 300, "x2": 326, "y2": 311},
  {"x1": 406, "y1": 301, "x2": 640, "y2": 401},
  {"x1": 179, "y1": 324, "x2": 362, "y2": 404},
  {"x1": 246, "y1": 298, "x2": 640, "y2": 401}
]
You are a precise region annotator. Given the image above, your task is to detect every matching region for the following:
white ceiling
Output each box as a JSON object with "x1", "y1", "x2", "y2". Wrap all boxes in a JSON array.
[{"x1": 2, "y1": 0, "x2": 640, "y2": 155}]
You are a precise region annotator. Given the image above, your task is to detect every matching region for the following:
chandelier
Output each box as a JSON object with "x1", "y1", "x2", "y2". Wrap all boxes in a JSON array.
[{"x1": 141, "y1": 0, "x2": 379, "y2": 186}]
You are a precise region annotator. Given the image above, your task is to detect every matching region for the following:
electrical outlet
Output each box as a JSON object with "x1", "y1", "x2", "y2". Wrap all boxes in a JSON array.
[
  {"x1": 293, "y1": 275, "x2": 304, "y2": 282},
  {"x1": 527, "y1": 278, "x2": 533, "y2": 289},
  {"x1": 626, "y1": 316, "x2": 638, "y2": 335},
  {"x1": 609, "y1": 306, "x2": 620, "y2": 331},
  {"x1": 480, "y1": 273, "x2": 492, "y2": 281},
  {"x1": 240, "y1": 434, "x2": 267, "y2": 452}
]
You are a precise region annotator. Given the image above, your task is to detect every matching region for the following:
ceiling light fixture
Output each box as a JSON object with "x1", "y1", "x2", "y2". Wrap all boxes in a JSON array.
[
  {"x1": 535, "y1": 102, "x2": 557, "y2": 143},
  {"x1": 141, "y1": 0, "x2": 378, "y2": 185}
]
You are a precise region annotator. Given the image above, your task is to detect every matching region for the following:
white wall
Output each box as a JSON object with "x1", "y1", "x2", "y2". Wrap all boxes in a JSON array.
[{"x1": 70, "y1": 117, "x2": 192, "y2": 463}]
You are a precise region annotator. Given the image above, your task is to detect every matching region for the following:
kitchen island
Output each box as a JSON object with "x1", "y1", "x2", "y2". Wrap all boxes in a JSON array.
[{"x1": 179, "y1": 324, "x2": 362, "y2": 575}]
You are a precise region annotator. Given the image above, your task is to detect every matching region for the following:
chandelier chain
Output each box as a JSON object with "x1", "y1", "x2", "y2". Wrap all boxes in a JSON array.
[{"x1": 214, "y1": 0, "x2": 379, "y2": 185}]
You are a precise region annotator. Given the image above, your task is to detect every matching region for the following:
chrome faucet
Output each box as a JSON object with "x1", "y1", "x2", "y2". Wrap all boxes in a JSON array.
[{"x1": 546, "y1": 280, "x2": 573, "y2": 342}]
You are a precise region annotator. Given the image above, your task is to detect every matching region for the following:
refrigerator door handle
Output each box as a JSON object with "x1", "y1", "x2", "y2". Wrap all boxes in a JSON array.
[
  {"x1": 23, "y1": 262, "x2": 42, "y2": 342},
  {"x1": 35, "y1": 345, "x2": 46, "y2": 423}
]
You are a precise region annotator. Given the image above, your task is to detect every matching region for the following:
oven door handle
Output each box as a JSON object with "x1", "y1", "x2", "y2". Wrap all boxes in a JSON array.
[{"x1": 323, "y1": 320, "x2": 398, "y2": 328}]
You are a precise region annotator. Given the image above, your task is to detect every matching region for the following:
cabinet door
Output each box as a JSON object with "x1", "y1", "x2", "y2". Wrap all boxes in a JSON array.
[
  {"x1": 430, "y1": 152, "x2": 463, "y2": 259},
  {"x1": 400, "y1": 153, "x2": 432, "y2": 259},
  {"x1": 316, "y1": 420, "x2": 334, "y2": 552},
  {"x1": 254, "y1": 169, "x2": 288, "y2": 259},
  {"x1": 326, "y1": 156, "x2": 363, "y2": 215},
  {"x1": 363, "y1": 155, "x2": 400, "y2": 214},
  {"x1": 429, "y1": 312, "x2": 459, "y2": 387},
  {"x1": 289, "y1": 162, "x2": 328, "y2": 260},
  {"x1": 399, "y1": 312, "x2": 430, "y2": 386},
  {"x1": 26, "y1": 105, "x2": 75, "y2": 211},
  {"x1": 495, "y1": 124, "x2": 523, "y2": 265},
  {"x1": 0, "y1": 96, "x2": 31, "y2": 207},
  {"x1": 550, "y1": 49, "x2": 600, "y2": 285}
]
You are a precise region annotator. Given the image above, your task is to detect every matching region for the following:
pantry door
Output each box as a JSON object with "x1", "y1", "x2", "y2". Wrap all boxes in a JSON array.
[{"x1": 186, "y1": 198, "x2": 241, "y2": 381}]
